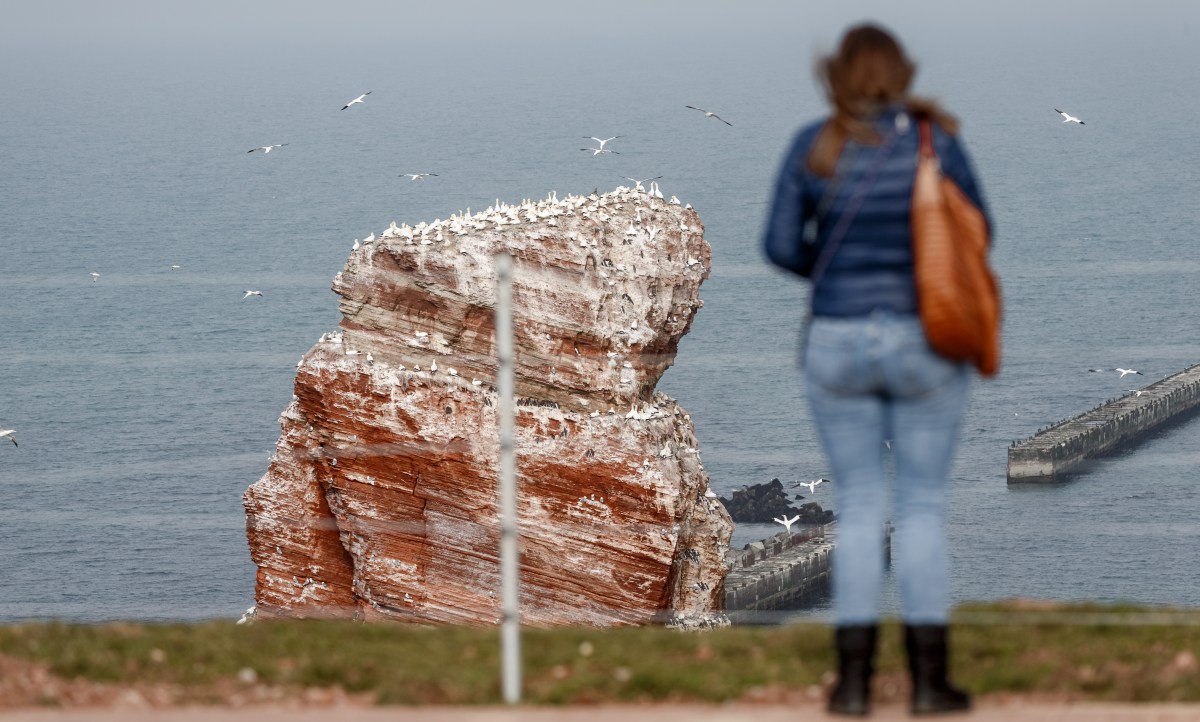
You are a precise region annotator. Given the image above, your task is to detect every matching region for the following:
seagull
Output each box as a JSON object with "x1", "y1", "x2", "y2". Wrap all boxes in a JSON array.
[
  {"x1": 1115, "y1": 368, "x2": 1143, "y2": 377},
  {"x1": 247, "y1": 144, "x2": 289, "y2": 153},
  {"x1": 0, "y1": 428, "x2": 16, "y2": 447},
  {"x1": 1055, "y1": 108, "x2": 1085, "y2": 125},
  {"x1": 341, "y1": 91, "x2": 371, "y2": 110},
  {"x1": 585, "y1": 136, "x2": 621, "y2": 150},
  {"x1": 774, "y1": 514, "x2": 800, "y2": 533},
  {"x1": 89, "y1": 272, "x2": 100, "y2": 282},
  {"x1": 794, "y1": 478, "x2": 829, "y2": 494},
  {"x1": 622, "y1": 175, "x2": 663, "y2": 190},
  {"x1": 400, "y1": 173, "x2": 438, "y2": 180},
  {"x1": 169, "y1": 264, "x2": 181, "y2": 270},
  {"x1": 685, "y1": 105, "x2": 733, "y2": 126},
  {"x1": 242, "y1": 290, "x2": 263, "y2": 299},
  {"x1": 581, "y1": 136, "x2": 621, "y2": 156}
]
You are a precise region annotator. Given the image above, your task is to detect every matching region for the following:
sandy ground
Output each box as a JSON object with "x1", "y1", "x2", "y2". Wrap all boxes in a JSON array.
[{"x1": 4, "y1": 703, "x2": 1200, "y2": 721}]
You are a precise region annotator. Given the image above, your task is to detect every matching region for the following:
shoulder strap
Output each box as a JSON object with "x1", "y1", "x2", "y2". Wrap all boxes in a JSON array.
[
  {"x1": 809, "y1": 128, "x2": 901, "y2": 286},
  {"x1": 918, "y1": 118, "x2": 937, "y2": 162},
  {"x1": 814, "y1": 136, "x2": 859, "y2": 224}
]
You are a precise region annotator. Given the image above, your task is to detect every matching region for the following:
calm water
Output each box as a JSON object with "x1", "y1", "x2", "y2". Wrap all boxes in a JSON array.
[{"x1": 3, "y1": 27, "x2": 1200, "y2": 623}]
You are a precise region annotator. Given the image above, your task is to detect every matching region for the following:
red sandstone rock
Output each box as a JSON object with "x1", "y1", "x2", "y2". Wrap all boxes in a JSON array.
[{"x1": 244, "y1": 186, "x2": 732, "y2": 627}]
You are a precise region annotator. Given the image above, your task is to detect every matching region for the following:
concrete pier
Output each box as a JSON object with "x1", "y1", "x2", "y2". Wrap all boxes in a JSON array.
[
  {"x1": 723, "y1": 527, "x2": 831, "y2": 622},
  {"x1": 1007, "y1": 363, "x2": 1200, "y2": 483},
  {"x1": 723, "y1": 523, "x2": 892, "y2": 622}
]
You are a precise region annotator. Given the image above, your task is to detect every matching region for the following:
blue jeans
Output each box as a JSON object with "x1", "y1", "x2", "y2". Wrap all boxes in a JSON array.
[{"x1": 804, "y1": 311, "x2": 969, "y2": 625}]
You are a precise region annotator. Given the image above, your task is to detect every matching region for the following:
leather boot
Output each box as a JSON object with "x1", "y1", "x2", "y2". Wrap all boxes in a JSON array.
[
  {"x1": 905, "y1": 624, "x2": 971, "y2": 715},
  {"x1": 828, "y1": 625, "x2": 877, "y2": 716}
]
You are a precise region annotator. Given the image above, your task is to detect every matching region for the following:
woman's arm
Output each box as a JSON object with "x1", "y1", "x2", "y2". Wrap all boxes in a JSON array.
[{"x1": 763, "y1": 129, "x2": 819, "y2": 276}]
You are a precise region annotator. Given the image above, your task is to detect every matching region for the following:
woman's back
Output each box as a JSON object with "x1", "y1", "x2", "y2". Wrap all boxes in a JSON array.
[{"x1": 764, "y1": 106, "x2": 990, "y2": 318}]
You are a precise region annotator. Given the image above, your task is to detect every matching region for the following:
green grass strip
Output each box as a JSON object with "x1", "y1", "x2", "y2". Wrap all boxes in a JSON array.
[{"x1": 1, "y1": 601, "x2": 1199, "y2": 705}]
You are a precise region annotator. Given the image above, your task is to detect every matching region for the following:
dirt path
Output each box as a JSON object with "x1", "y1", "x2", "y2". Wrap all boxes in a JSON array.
[{"x1": 4, "y1": 703, "x2": 1200, "y2": 721}]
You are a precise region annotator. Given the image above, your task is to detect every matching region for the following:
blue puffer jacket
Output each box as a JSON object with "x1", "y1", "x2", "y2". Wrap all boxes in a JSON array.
[{"x1": 763, "y1": 105, "x2": 991, "y2": 317}]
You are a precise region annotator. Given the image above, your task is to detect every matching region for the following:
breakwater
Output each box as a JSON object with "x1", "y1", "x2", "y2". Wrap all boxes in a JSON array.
[
  {"x1": 1007, "y1": 363, "x2": 1200, "y2": 482},
  {"x1": 723, "y1": 523, "x2": 892, "y2": 622}
]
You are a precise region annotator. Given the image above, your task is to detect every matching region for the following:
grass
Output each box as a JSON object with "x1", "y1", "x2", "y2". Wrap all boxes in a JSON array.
[{"x1": 2, "y1": 601, "x2": 1200, "y2": 706}]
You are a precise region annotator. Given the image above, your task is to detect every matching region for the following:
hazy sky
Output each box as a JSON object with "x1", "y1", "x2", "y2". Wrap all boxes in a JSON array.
[
  {"x1": 5, "y1": 0, "x2": 1197, "y2": 133},
  {"x1": 5, "y1": 0, "x2": 1196, "y2": 54}
]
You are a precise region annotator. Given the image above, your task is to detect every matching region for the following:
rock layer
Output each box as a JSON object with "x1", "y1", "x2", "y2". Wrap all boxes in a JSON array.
[{"x1": 244, "y1": 185, "x2": 732, "y2": 627}]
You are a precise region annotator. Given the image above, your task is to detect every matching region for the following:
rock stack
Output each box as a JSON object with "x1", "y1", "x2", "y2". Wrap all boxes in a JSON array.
[{"x1": 244, "y1": 185, "x2": 733, "y2": 627}]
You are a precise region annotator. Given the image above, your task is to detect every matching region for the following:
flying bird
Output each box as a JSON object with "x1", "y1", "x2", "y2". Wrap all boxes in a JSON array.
[
  {"x1": 774, "y1": 514, "x2": 801, "y2": 533},
  {"x1": 581, "y1": 136, "x2": 622, "y2": 156},
  {"x1": 341, "y1": 91, "x2": 371, "y2": 110},
  {"x1": 400, "y1": 173, "x2": 438, "y2": 180},
  {"x1": 243, "y1": 290, "x2": 263, "y2": 299},
  {"x1": 1055, "y1": 108, "x2": 1085, "y2": 125},
  {"x1": 794, "y1": 478, "x2": 830, "y2": 494},
  {"x1": 685, "y1": 105, "x2": 733, "y2": 126},
  {"x1": 585, "y1": 136, "x2": 621, "y2": 149},
  {"x1": 1115, "y1": 368, "x2": 1143, "y2": 377},
  {"x1": 622, "y1": 175, "x2": 663, "y2": 189},
  {"x1": 247, "y1": 144, "x2": 289, "y2": 153},
  {"x1": 0, "y1": 428, "x2": 16, "y2": 447},
  {"x1": 89, "y1": 272, "x2": 100, "y2": 282}
]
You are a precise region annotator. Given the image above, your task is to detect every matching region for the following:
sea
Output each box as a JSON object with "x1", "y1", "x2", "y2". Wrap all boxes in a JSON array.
[{"x1": 3, "y1": 20, "x2": 1200, "y2": 624}]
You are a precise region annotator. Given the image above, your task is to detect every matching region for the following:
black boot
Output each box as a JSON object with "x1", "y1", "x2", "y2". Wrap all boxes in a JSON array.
[
  {"x1": 828, "y1": 625, "x2": 877, "y2": 716},
  {"x1": 905, "y1": 624, "x2": 971, "y2": 715}
]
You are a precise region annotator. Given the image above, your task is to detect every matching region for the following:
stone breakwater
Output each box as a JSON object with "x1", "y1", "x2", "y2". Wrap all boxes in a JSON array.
[
  {"x1": 244, "y1": 186, "x2": 733, "y2": 627},
  {"x1": 724, "y1": 527, "x2": 831, "y2": 621},
  {"x1": 1007, "y1": 363, "x2": 1200, "y2": 482},
  {"x1": 723, "y1": 523, "x2": 891, "y2": 621}
]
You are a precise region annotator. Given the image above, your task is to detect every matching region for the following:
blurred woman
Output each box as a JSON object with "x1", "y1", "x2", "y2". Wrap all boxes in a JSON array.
[{"x1": 763, "y1": 23, "x2": 990, "y2": 716}]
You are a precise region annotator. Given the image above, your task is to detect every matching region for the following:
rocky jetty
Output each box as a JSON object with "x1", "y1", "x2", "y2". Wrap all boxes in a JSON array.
[
  {"x1": 243, "y1": 185, "x2": 733, "y2": 627},
  {"x1": 719, "y1": 479, "x2": 833, "y2": 526}
]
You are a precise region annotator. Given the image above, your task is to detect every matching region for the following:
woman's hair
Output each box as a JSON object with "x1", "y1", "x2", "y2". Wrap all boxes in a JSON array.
[{"x1": 808, "y1": 23, "x2": 958, "y2": 176}]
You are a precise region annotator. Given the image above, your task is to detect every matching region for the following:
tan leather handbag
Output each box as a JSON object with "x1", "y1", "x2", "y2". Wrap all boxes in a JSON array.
[{"x1": 911, "y1": 119, "x2": 1002, "y2": 376}]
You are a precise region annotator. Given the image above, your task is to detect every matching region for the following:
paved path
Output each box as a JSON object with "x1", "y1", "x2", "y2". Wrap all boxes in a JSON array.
[{"x1": 4, "y1": 703, "x2": 1200, "y2": 721}]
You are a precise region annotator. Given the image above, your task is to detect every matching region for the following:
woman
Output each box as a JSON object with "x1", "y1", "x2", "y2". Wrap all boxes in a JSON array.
[{"x1": 763, "y1": 24, "x2": 990, "y2": 716}]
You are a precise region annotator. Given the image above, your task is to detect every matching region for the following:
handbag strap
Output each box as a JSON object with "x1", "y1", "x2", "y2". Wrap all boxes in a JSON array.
[
  {"x1": 809, "y1": 127, "x2": 902, "y2": 286},
  {"x1": 812, "y1": 139, "x2": 859, "y2": 229},
  {"x1": 918, "y1": 117, "x2": 937, "y2": 163}
]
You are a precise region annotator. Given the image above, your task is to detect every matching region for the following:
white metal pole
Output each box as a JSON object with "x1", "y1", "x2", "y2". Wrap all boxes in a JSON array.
[{"x1": 495, "y1": 252, "x2": 521, "y2": 705}]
